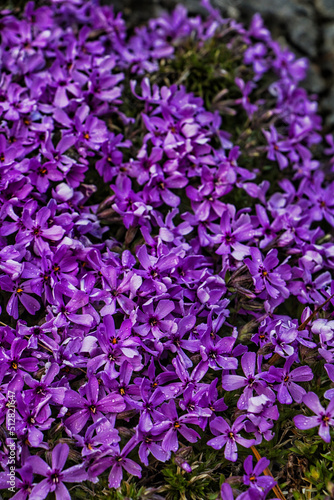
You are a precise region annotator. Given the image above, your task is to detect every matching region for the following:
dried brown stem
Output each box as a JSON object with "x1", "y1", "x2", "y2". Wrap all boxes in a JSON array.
[{"x1": 251, "y1": 446, "x2": 286, "y2": 500}]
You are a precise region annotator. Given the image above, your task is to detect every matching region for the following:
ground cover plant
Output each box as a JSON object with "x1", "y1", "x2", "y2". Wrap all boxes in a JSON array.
[{"x1": 1, "y1": 0, "x2": 334, "y2": 499}]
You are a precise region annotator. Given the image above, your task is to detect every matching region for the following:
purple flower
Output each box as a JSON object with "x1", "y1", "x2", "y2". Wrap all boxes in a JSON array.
[
  {"x1": 135, "y1": 299, "x2": 176, "y2": 341},
  {"x1": 75, "y1": 418, "x2": 120, "y2": 458},
  {"x1": 15, "y1": 392, "x2": 54, "y2": 447},
  {"x1": 0, "y1": 275, "x2": 40, "y2": 319},
  {"x1": 1, "y1": 83, "x2": 35, "y2": 121},
  {"x1": 262, "y1": 126, "x2": 291, "y2": 169},
  {"x1": 304, "y1": 172, "x2": 334, "y2": 227},
  {"x1": 151, "y1": 399, "x2": 201, "y2": 453},
  {"x1": 24, "y1": 362, "x2": 65, "y2": 406},
  {"x1": 50, "y1": 282, "x2": 94, "y2": 328},
  {"x1": 212, "y1": 209, "x2": 254, "y2": 260},
  {"x1": 0, "y1": 464, "x2": 34, "y2": 499},
  {"x1": 137, "y1": 423, "x2": 170, "y2": 465},
  {"x1": 29, "y1": 158, "x2": 64, "y2": 193},
  {"x1": 324, "y1": 363, "x2": 334, "y2": 400},
  {"x1": 244, "y1": 248, "x2": 291, "y2": 301},
  {"x1": 186, "y1": 167, "x2": 227, "y2": 221},
  {"x1": 87, "y1": 316, "x2": 141, "y2": 378},
  {"x1": 247, "y1": 13, "x2": 271, "y2": 41},
  {"x1": 136, "y1": 244, "x2": 179, "y2": 294},
  {"x1": 207, "y1": 416, "x2": 255, "y2": 462},
  {"x1": 90, "y1": 437, "x2": 141, "y2": 488},
  {"x1": 198, "y1": 378, "x2": 228, "y2": 419},
  {"x1": 235, "y1": 78, "x2": 258, "y2": 116},
  {"x1": 268, "y1": 319, "x2": 298, "y2": 358},
  {"x1": 64, "y1": 376, "x2": 126, "y2": 434},
  {"x1": 244, "y1": 43, "x2": 268, "y2": 79},
  {"x1": 222, "y1": 352, "x2": 274, "y2": 410},
  {"x1": 200, "y1": 333, "x2": 238, "y2": 371},
  {"x1": 269, "y1": 356, "x2": 313, "y2": 404},
  {"x1": 18, "y1": 206, "x2": 65, "y2": 255},
  {"x1": 28, "y1": 443, "x2": 87, "y2": 500},
  {"x1": 294, "y1": 392, "x2": 334, "y2": 442},
  {"x1": 243, "y1": 454, "x2": 276, "y2": 491},
  {"x1": 220, "y1": 483, "x2": 234, "y2": 500},
  {"x1": 143, "y1": 172, "x2": 187, "y2": 208},
  {"x1": 0, "y1": 338, "x2": 38, "y2": 384}
]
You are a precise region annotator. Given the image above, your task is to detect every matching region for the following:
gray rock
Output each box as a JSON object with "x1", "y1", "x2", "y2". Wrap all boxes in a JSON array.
[
  {"x1": 217, "y1": 0, "x2": 318, "y2": 57},
  {"x1": 287, "y1": 17, "x2": 318, "y2": 57},
  {"x1": 304, "y1": 64, "x2": 327, "y2": 93},
  {"x1": 323, "y1": 22, "x2": 334, "y2": 53},
  {"x1": 316, "y1": 0, "x2": 334, "y2": 19},
  {"x1": 228, "y1": 0, "x2": 310, "y2": 19},
  {"x1": 321, "y1": 87, "x2": 334, "y2": 111},
  {"x1": 321, "y1": 22, "x2": 334, "y2": 75}
]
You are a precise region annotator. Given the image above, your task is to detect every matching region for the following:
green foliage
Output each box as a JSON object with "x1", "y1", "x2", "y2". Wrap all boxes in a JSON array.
[
  {"x1": 153, "y1": 34, "x2": 244, "y2": 106},
  {"x1": 156, "y1": 451, "x2": 224, "y2": 500}
]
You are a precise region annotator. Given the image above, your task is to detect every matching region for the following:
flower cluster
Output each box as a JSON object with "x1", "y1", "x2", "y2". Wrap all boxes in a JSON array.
[{"x1": 0, "y1": 0, "x2": 334, "y2": 498}]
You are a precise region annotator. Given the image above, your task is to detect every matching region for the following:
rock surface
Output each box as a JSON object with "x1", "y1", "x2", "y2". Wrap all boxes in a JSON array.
[{"x1": 107, "y1": 0, "x2": 334, "y2": 131}]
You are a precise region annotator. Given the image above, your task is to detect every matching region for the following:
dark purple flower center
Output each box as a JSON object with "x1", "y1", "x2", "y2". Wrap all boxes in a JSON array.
[
  {"x1": 259, "y1": 267, "x2": 268, "y2": 277},
  {"x1": 11, "y1": 361, "x2": 18, "y2": 370},
  {"x1": 322, "y1": 415, "x2": 330, "y2": 425},
  {"x1": 51, "y1": 472, "x2": 60, "y2": 484},
  {"x1": 89, "y1": 405, "x2": 97, "y2": 414},
  {"x1": 149, "y1": 268, "x2": 159, "y2": 278},
  {"x1": 38, "y1": 167, "x2": 48, "y2": 176},
  {"x1": 178, "y1": 268, "x2": 185, "y2": 277},
  {"x1": 149, "y1": 317, "x2": 158, "y2": 327}
]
